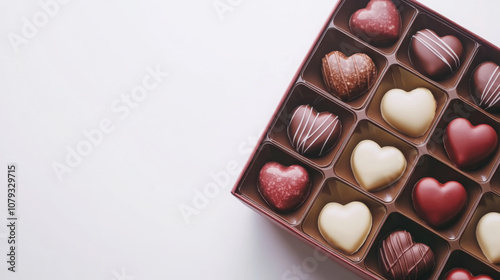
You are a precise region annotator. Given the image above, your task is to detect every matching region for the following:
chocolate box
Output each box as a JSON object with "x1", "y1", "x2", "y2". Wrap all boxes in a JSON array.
[{"x1": 231, "y1": 0, "x2": 500, "y2": 279}]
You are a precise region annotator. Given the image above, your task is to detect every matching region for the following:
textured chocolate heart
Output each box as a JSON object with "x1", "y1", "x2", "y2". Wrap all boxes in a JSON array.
[
  {"x1": 379, "y1": 231, "x2": 435, "y2": 280},
  {"x1": 444, "y1": 268, "x2": 494, "y2": 280},
  {"x1": 471, "y1": 61, "x2": 500, "y2": 112},
  {"x1": 349, "y1": 0, "x2": 402, "y2": 46},
  {"x1": 257, "y1": 162, "x2": 310, "y2": 212},
  {"x1": 287, "y1": 105, "x2": 342, "y2": 157},
  {"x1": 443, "y1": 118, "x2": 498, "y2": 170},
  {"x1": 412, "y1": 178, "x2": 467, "y2": 228},
  {"x1": 322, "y1": 51, "x2": 377, "y2": 101},
  {"x1": 410, "y1": 29, "x2": 463, "y2": 80}
]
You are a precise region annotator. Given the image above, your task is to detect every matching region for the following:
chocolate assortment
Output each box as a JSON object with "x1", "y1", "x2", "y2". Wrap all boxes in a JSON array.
[{"x1": 232, "y1": 0, "x2": 500, "y2": 279}]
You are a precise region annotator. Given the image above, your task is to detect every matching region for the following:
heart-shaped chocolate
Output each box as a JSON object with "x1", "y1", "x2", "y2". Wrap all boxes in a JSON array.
[
  {"x1": 380, "y1": 87, "x2": 437, "y2": 137},
  {"x1": 471, "y1": 61, "x2": 500, "y2": 112},
  {"x1": 351, "y1": 140, "x2": 406, "y2": 192},
  {"x1": 410, "y1": 29, "x2": 463, "y2": 80},
  {"x1": 412, "y1": 177, "x2": 467, "y2": 228},
  {"x1": 476, "y1": 212, "x2": 500, "y2": 264},
  {"x1": 318, "y1": 201, "x2": 372, "y2": 255},
  {"x1": 444, "y1": 268, "x2": 494, "y2": 280},
  {"x1": 443, "y1": 118, "x2": 498, "y2": 170},
  {"x1": 257, "y1": 162, "x2": 310, "y2": 212},
  {"x1": 322, "y1": 51, "x2": 377, "y2": 101},
  {"x1": 287, "y1": 105, "x2": 342, "y2": 157},
  {"x1": 349, "y1": 0, "x2": 402, "y2": 46},
  {"x1": 379, "y1": 230, "x2": 435, "y2": 280}
]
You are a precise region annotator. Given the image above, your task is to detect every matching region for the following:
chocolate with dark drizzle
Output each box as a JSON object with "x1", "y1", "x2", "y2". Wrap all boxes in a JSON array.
[{"x1": 379, "y1": 230, "x2": 434, "y2": 280}]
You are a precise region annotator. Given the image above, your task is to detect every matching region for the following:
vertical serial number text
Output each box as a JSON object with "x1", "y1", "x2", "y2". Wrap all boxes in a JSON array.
[{"x1": 7, "y1": 165, "x2": 17, "y2": 272}]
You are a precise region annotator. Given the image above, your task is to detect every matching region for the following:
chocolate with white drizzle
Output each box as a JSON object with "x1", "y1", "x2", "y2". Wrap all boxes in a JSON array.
[
  {"x1": 410, "y1": 29, "x2": 463, "y2": 80},
  {"x1": 287, "y1": 105, "x2": 342, "y2": 158},
  {"x1": 472, "y1": 61, "x2": 500, "y2": 112}
]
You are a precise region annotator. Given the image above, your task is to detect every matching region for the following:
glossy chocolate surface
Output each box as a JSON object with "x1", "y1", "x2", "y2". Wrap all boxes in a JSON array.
[
  {"x1": 287, "y1": 105, "x2": 342, "y2": 157},
  {"x1": 410, "y1": 29, "x2": 463, "y2": 80},
  {"x1": 349, "y1": 0, "x2": 402, "y2": 46},
  {"x1": 321, "y1": 51, "x2": 377, "y2": 101},
  {"x1": 257, "y1": 162, "x2": 311, "y2": 212},
  {"x1": 471, "y1": 61, "x2": 500, "y2": 112},
  {"x1": 378, "y1": 230, "x2": 434, "y2": 280}
]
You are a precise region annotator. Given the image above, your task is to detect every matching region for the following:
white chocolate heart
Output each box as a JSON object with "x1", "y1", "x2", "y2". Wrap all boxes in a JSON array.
[
  {"x1": 476, "y1": 212, "x2": 500, "y2": 264},
  {"x1": 380, "y1": 88, "x2": 437, "y2": 137},
  {"x1": 318, "y1": 201, "x2": 372, "y2": 255},
  {"x1": 351, "y1": 140, "x2": 406, "y2": 192}
]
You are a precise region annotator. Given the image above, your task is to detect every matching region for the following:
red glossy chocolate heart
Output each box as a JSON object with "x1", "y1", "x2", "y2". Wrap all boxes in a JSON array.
[
  {"x1": 444, "y1": 268, "x2": 494, "y2": 280},
  {"x1": 349, "y1": 0, "x2": 402, "y2": 46},
  {"x1": 443, "y1": 118, "x2": 498, "y2": 170},
  {"x1": 257, "y1": 162, "x2": 310, "y2": 212},
  {"x1": 412, "y1": 177, "x2": 467, "y2": 227}
]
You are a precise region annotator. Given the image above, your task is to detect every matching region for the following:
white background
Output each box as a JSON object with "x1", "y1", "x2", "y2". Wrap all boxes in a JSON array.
[{"x1": 0, "y1": 0, "x2": 498, "y2": 279}]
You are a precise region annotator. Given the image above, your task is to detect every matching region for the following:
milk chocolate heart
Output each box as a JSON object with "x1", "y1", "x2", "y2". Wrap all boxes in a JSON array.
[
  {"x1": 412, "y1": 177, "x2": 467, "y2": 228},
  {"x1": 476, "y1": 212, "x2": 500, "y2": 264},
  {"x1": 444, "y1": 268, "x2": 494, "y2": 280},
  {"x1": 410, "y1": 29, "x2": 463, "y2": 80},
  {"x1": 380, "y1": 87, "x2": 437, "y2": 137},
  {"x1": 287, "y1": 105, "x2": 342, "y2": 157},
  {"x1": 349, "y1": 0, "x2": 402, "y2": 46},
  {"x1": 351, "y1": 140, "x2": 406, "y2": 192},
  {"x1": 322, "y1": 51, "x2": 377, "y2": 101},
  {"x1": 443, "y1": 118, "x2": 498, "y2": 170},
  {"x1": 379, "y1": 230, "x2": 435, "y2": 280},
  {"x1": 318, "y1": 201, "x2": 372, "y2": 255},
  {"x1": 471, "y1": 61, "x2": 500, "y2": 112},
  {"x1": 257, "y1": 162, "x2": 310, "y2": 212}
]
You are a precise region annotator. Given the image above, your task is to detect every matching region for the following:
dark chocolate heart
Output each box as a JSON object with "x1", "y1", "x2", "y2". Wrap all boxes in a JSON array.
[
  {"x1": 379, "y1": 231, "x2": 435, "y2": 280},
  {"x1": 287, "y1": 105, "x2": 342, "y2": 157},
  {"x1": 443, "y1": 118, "x2": 498, "y2": 170},
  {"x1": 321, "y1": 51, "x2": 377, "y2": 101},
  {"x1": 349, "y1": 0, "x2": 402, "y2": 46},
  {"x1": 471, "y1": 61, "x2": 500, "y2": 112},
  {"x1": 257, "y1": 162, "x2": 310, "y2": 212},
  {"x1": 410, "y1": 29, "x2": 463, "y2": 80}
]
